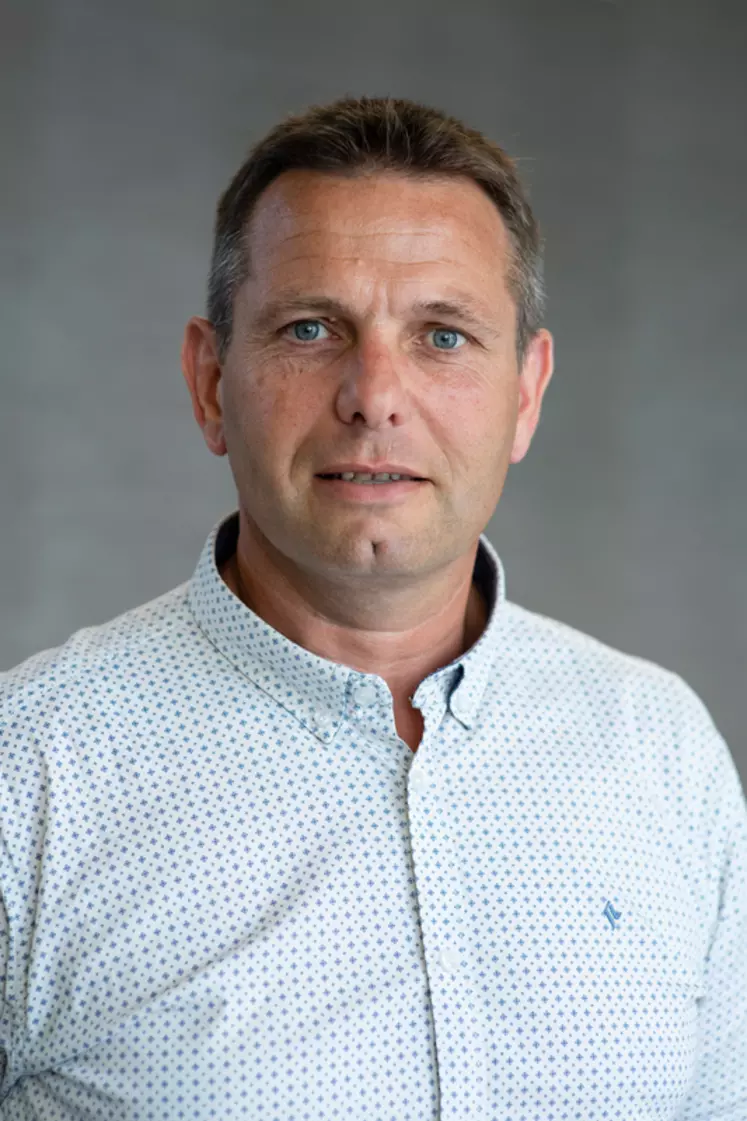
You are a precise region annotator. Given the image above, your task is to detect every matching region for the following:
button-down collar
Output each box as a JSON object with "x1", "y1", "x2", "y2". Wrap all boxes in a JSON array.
[{"x1": 187, "y1": 510, "x2": 507, "y2": 740}]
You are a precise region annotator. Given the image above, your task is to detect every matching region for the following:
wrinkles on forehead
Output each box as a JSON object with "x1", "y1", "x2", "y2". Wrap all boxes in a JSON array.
[
  {"x1": 237, "y1": 171, "x2": 513, "y2": 339},
  {"x1": 243, "y1": 168, "x2": 511, "y2": 277}
]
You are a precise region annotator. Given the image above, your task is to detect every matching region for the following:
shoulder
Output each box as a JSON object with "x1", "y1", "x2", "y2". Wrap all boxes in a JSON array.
[
  {"x1": 497, "y1": 598, "x2": 739, "y2": 795},
  {"x1": 501, "y1": 596, "x2": 704, "y2": 704},
  {"x1": 0, "y1": 580, "x2": 195, "y2": 728}
]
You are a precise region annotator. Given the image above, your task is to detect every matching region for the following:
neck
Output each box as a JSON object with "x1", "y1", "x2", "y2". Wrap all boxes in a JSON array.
[{"x1": 219, "y1": 514, "x2": 488, "y2": 708}]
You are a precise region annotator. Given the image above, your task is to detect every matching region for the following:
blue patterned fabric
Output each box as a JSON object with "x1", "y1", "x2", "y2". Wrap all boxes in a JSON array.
[{"x1": 1, "y1": 510, "x2": 745, "y2": 1120}]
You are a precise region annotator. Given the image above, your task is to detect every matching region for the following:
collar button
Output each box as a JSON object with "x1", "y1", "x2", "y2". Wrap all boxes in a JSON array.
[
  {"x1": 315, "y1": 714, "x2": 336, "y2": 738},
  {"x1": 351, "y1": 681, "x2": 378, "y2": 708}
]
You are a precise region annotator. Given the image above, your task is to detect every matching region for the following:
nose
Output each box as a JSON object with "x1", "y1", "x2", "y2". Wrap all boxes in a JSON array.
[{"x1": 334, "y1": 332, "x2": 415, "y2": 430}]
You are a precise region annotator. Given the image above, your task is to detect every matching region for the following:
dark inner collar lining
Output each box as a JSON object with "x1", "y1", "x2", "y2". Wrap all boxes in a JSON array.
[{"x1": 214, "y1": 509, "x2": 495, "y2": 612}]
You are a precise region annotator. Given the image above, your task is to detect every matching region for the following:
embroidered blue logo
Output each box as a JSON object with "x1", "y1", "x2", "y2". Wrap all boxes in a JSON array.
[{"x1": 603, "y1": 900, "x2": 622, "y2": 930}]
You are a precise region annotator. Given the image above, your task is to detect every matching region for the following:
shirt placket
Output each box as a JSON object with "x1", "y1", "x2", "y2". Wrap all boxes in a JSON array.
[{"x1": 407, "y1": 711, "x2": 491, "y2": 1120}]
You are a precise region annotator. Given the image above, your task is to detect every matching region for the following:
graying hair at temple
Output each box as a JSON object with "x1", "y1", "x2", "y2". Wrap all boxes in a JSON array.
[{"x1": 206, "y1": 95, "x2": 546, "y2": 364}]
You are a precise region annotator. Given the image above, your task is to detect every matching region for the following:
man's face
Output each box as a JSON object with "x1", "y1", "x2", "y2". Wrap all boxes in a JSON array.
[{"x1": 199, "y1": 169, "x2": 552, "y2": 585}]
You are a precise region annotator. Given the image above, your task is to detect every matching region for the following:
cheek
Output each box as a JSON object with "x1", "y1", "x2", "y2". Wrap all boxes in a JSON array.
[
  {"x1": 430, "y1": 374, "x2": 517, "y2": 466},
  {"x1": 225, "y1": 356, "x2": 323, "y2": 459}
]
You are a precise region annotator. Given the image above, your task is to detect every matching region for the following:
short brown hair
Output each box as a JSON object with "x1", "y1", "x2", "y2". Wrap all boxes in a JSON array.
[{"x1": 207, "y1": 95, "x2": 545, "y2": 362}]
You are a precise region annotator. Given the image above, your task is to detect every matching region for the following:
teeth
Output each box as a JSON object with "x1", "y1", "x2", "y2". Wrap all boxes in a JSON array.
[{"x1": 335, "y1": 471, "x2": 410, "y2": 483}]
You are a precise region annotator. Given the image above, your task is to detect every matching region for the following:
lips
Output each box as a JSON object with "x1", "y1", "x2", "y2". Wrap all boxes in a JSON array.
[{"x1": 313, "y1": 472, "x2": 428, "y2": 502}]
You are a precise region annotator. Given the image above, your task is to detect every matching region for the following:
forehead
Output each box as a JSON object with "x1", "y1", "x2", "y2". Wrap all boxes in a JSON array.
[{"x1": 243, "y1": 169, "x2": 513, "y2": 287}]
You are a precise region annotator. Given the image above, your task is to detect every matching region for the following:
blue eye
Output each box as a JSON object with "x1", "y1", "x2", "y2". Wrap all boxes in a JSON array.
[
  {"x1": 290, "y1": 320, "x2": 329, "y2": 342},
  {"x1": 430, "y1": 327, "x2": 466, "y2": 350}
]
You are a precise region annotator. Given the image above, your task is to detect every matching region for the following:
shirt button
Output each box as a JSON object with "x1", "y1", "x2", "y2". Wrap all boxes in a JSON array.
[
  {"x1": 409, "y1": 765, "x2": 429, "y2": 793},
  {"x1": 439, "y1": 946, "x2": 460, "y2": 973},
  {"x1": 351, "y1": 681, "x2": 378, "y2": 707}
]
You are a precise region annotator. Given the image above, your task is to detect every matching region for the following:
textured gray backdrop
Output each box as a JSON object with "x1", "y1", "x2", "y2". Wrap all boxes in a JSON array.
[{"x1": 3, "y1": 0, "x2": 745, "y2": 782}]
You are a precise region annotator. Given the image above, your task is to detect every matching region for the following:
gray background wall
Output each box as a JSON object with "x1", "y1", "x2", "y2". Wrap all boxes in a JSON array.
[{"x1": 3, "y1": 0, "x2": 746, "y2": 783}]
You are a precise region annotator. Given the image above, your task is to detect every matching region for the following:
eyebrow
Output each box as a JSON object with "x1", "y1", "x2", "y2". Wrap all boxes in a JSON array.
[
  {"x1": 413, "y1": 298, "x2": 500, "y2": 335},
  {"x1": 250, "y1": 294, "x2": 500, "y2": 337}
]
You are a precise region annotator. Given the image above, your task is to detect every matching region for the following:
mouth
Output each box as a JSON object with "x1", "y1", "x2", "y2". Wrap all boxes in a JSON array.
[
  {"x1": 313, "y1": 473, "x2": 428, "y2": 502},
  {"x1": 316, "y1": 472, "x2": 426, "y2": 484}
]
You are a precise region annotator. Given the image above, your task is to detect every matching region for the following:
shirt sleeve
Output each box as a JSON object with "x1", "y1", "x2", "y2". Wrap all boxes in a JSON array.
[{"x1": 676, "y1": 712, "x2": 747, "y2": 1120}]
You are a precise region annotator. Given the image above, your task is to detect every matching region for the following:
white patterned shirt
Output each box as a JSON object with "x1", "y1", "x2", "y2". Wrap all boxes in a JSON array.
[{"x1": 1, "y1": 510, "x2": 745, "y2": 1120}]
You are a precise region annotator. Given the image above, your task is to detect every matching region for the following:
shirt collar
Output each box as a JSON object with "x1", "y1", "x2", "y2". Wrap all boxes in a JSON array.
[{"x1": 188, "y1": 510, "x2": 507, "y2": 740}]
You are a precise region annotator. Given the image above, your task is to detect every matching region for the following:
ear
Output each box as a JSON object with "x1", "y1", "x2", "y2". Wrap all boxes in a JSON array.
[
  {"x1": 510, "y1": 328, "x2": 554, "y2": 464},
  {"x1": 181, "y1": 316, "x2": 227, "y2": 457}
]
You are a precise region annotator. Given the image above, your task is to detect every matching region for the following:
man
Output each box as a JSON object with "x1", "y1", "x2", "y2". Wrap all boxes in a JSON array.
[{"x1": 0, "y1": 96, "x2": 745, "y2": 1120}]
